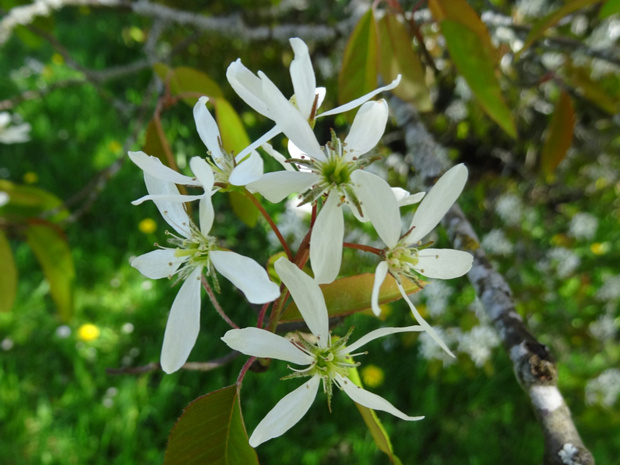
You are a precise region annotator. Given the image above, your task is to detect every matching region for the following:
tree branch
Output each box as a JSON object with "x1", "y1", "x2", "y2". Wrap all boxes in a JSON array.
[
  {"x1": 390, "y1": 97, "x2": 595, "y2": 465},
  {"x1": 106, "y1": 350, "x2": 240, "y2": 375}
]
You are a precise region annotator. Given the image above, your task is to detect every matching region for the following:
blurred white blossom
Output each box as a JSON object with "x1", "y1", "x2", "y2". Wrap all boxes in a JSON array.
[
  {"x1": 419, "y1": 327, "x2": 461, "y2": 366},
  {"x1": 589, "y1": 313, "x2": 618, "y2": 342},
  {"x1": 0, "y1": 112, "x2": 31, "y2": 144},
  {"x1": 481, "y1": 229, "x2": 514, "y2": 256},
  {"x1": 495, "y1": 194, "x2": 523, "y2": 226},
  {"x1": 547, "y1": 247, "x2": 580, "y2": 278},
  {"x1": 585, "y1": 368, "x2": 620, "y2": 407},
  {"x1": 423, "y1": 281, "x2": 454, "y2": 318},
  {"x1": 458, "y1": 325, "x2": 500, "y2": 367},
  {"x1": 595, "y1": 274, "x2": 620, "y2": 302},
  {"x1": 568, "y1": 213, "x2": 598, "y2": 241}
]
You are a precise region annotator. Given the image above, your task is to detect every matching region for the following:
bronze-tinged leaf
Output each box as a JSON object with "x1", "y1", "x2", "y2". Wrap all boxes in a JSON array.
[
  {"x1": 214, "y1": 98, "x2": 251, "y2": 156},
  {"x1": 164, "y1": 385, "x2": 258, "y2": 465},
  {"x1": 153, "y1": 64, "x2": 223, "y2": 106},
  {"x1": 0, "y1": 180, "x2": 69, "y2": 223},
  {"x1": 564, "y1": 63, "x2": 620, "y2": 115},
  {"x1": 143, "y1": 118, "x2": 170, "y2": 165},
  {"x1": 228, "y1": 191, "x2": 258, "y2": 228},
  {"x1": 377, "y1": 13, "x2": 432, "y2": 111},
  {"x1": 280, "y1": 272, "x2": 423, "y2": 323},
  {"x1": 540, "y1": 91, "x2": 575, "y2": 179},
  {"x1": 0, "y1": 230, "x2": 18, "y2": 313}
]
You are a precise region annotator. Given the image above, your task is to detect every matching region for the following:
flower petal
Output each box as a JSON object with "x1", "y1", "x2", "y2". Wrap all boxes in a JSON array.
[
  {"x1": 160, "y1": 266, "x2": 203, "y2": 373},
  {"x1": 319, "y1": 75, "x2": 401, "y2": 117},
  {"x1": 274, "y1": 257, "x2": 329, "y2": 348},
  {"x1": 261, "y1": 142, "x2": 295, "y2": 171},
  {"x1": 198, "y1": 194, "x2": 214, "y2": 234},
  {"x1": 129, "y1": 151, "x2": 200, "y2": 186},
  {"x1": 396, "y1": 280, "x2": 455, "y2": 357},
  {"x1": 346, "y1": 324, "x2": 424, "y2": 353},
  {"x1": 230, "y1": 150, "x2": 264, "y2": 186},
  {"x1": 143, "y1": 174, "x2": 192, "y2": 237},
  {"x1": 131, "y1": 193, "x2": 203, "y2": 206},
  {"x1": 249, "y1": 376, "x2": 320, "y2": 447},
  {"x1": 351, "y1": 170, "x2": 400, "y2": 248},
  {"x1": 221, "y1": 327, "x2": 313, "y2": 365},
  {"x1": 414, "y1": 249, "x2": 473, "y2": 279},
  {"x1": 210, "y1": 250, "x2": 280, "y2": 304},
  {"x1": 392, "y1": 188, "x2": 425, "y2": 207},
  {"x1": 193, "y1": 97, "x2": 226, "y2": 165},
  {"x1": 343, "y1": 100, "x2": 388, "y2": 160},
  {"x1": 130, "y1": 249, "x2": 187, "y2": 279},
  {"x1": 310, "y1": 193, "x2": 344, "y2": 285},
  {"x1": 236, "y1": 126, "x2": 280, "y2": 161},
  {"x1": 370, "y1": 261, "x2": 389, "y2": 317},
  {"x1": 259, "y1": 71, "x2": 325, "y2": 161},
  {"x1": 246, "y1": 171, "x2": 318, "y2": 203},
  {"x1": 406, "y1": 164, "x2": 468, "y2": 244},
  {"x1": 189, "y1": 157, "x2": 215, "y2": 192},
  {"x1": 336, "y1": 374, "x2": 424, "y2": 421},
  {"x1": 289, "y1": 38, "x2": 316, "y2": 120},
  {"x1": 226, "y1": 59, "x2": 268, "y2": 116}
]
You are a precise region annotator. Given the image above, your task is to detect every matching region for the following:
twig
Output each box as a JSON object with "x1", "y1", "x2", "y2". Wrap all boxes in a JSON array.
[
  {"x1": 202, "y1": 275, "x2": 239, "y2": 329},
  {"x1": 390, "y1": 96, "x2": 595, "y2": 465},
  {"x1": 106, "y1": 351, "x2": 239, "y2": 375}
]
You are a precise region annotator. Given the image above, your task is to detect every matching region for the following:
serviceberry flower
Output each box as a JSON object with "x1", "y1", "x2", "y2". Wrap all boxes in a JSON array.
[{"x1": 222, "y1": 257, "x2": 424, "y2": 447}]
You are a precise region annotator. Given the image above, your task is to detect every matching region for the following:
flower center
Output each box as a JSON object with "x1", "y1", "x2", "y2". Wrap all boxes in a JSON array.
[
  {"x1": 386, "y1": 244, "x2": 420, "y2": 276},
  {"x1": 167, "y1": 223, "x2": 217, "y2": 269}
]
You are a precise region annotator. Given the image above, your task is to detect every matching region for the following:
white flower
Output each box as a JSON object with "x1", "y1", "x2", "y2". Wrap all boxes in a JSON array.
[
  {"x1": 371, "y1": 164, "x2": 473, "y2": 357},
  {"x1": 221, "y1": 257, "x2": 424, "y2": 447},
  {"x1": 131, "y1": 173, "x2": 280, "y2": 374},
  {"x1": 568, "y1": 212, "x2": 598, "y2": 241},
  {"x1": 226, "y1": 37, "x2": 400, "y2": 155},
  {"x1": 0, "y1": 112, "x2": 31, "y2": 144},
  {"x1": 249, "y1": 99, "x2": 400, "y2": 284}
]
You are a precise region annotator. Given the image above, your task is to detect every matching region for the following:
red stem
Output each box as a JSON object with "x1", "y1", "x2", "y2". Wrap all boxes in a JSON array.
[
  {"x1": 343, "y1": 242, "x2": 384, "y2": 256},
  {"x1": 243, "y1": 190, "x2": 293, "y2": 260},
  {"x1": 201, "y1": 275, "x2": 239, "y2": 329}
]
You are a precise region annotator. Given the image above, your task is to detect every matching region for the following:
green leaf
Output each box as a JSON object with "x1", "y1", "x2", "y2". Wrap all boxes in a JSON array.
[
  {"x1": 564, "y1": 63, "x2": 620, "y2": 115},
  {"x1": 229, "y1": 191, "x2": 258, "y2": 228},
  {"x1": 154, "y1": 64, "x2": 224, "y2": 106},
  {"x1": 214, "y1": 98, "x2": 251, "y2": 155},
  {"x1": 599, "y1": 0, "x2": 620, "y2": 19},
  {"x1": 0, "y1": 180, "x2": 69, "y2": 223},
  {"x1": 377, "y1": 13, "x2": 432, "y2": 111},
  {"x1": 338, "y1": 8, "x2": 379, "y2": 122},
  {"x1": 517, "y1": 0, "x2": 605, "y2": 58},
  {"x1": 143, "y1": 118, "x2": 171, "y2": 165},
  {"x1": 164, "y1": 385, "x2": 259, "y2": 465},
  {"x1": 25, "y1": 223, "x2": 75, "y2": 322},
  {"x1": 347, "y1": 366, "x2": 403, "y2": 465},
  {"x1": 440, "y1": 20, "x2": 517, "y2": 138},
  {"x1": 280, "y1": 273, "x2": 423, "y2": 323},
  {"x1": 541, "y1": 91, "x2": 575, "y2": 179},
  {"x1": 0, "y1": 230, "x2": 18, "y2": 313}
]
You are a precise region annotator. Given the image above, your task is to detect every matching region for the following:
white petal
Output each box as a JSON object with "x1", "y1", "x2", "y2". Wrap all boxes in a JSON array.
[
  {"x1": 392, "y1": 188, "x2": 425, "y2": 207},
  {"x1": 310, "y1": 193, "x2": 344, "y2": 285},
  {"x1": 130, "y1": 249, "x2": 187, "y2": 279},
  {"x1": 230, "y1": 150, "x2": 264, "y2": 185},
  {"x1": 351, "y1": 170, "x2": 400, "y2": 248},
  {"x1": 371, "y1": 261, "x2": 389, "y2": 317},
  {"x1": 246, "y1": 171, "x2": 318, "y2": 203},
  {"x1": 319, "y1": 75, "x2": 401, "y2": 117},
  {"x1": 221, "y1": 328, "x2": 313, "y2": 365},
  {"x1": 274, "y1": 257, "x2": 329, "y2": 348},
  {"x1": 143, "y1": 174, "x2": 192, "y2": 237},
  {"x1": 193, "y1": 97, "x2": 226, "y2": 163},
  {"x1": 210, "y1": 250, "x2": 280, "y2": 304},
  {"x1": 198, "y1": 194, "x2": 214, "y2": 234},
  {"x1": 236, "y1": 125, "x2": 280, "y2": 161},
  {"x1": 261, "y1": 142, "x2": 295, "y2": 171},
  {"x1": 259, "y1": 72, "x2": 325, "y2": 161},
  {"x1": 226, "y1": 59, "x2": 268, "y2": 116},
  {"x1": 396, "y1": 281, "x2": 455, "y2": 357},
  {"x1": 336, "y1": 373, "x2": 423, "y2": 421},
  {"x1": 289, "y1": 38, "x2": 316, "y2": 119},
  {"x1": 189, "y1": 157, "x2": 215, "y2": 192},
  {"x1": 160, "y1": 266, "x2": 203, "y2": 373},
  {"x1": 315, "y1": 87, "x2": 326, "y2": 110},
  {"x1": 414, "y1": 249, "x2": 473, "y2": 279},
  {"x1": 343, "y1": 100, "x2": 388, "y2": 160},
  {"x1": 131, "y1": 193, "x2": 203, "y2": 206},
  {"x1": 407, "y1": 164, "x2": 468, "y2": 244},
  {"x1": 128, "y1": 151, "x2": 200, "y2": 186},
  {"x1": 249, "y1": 376, "x2": 320, "y2": 447},
  {"x1": 346, "y1": 324, "x2": 423, "y2": 353}
]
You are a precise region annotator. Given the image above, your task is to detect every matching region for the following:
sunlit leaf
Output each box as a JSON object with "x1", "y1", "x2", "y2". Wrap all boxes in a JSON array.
[
  {"x1": 347, "y1": 366, "x2": 403, "y2": 465},
  {"x1": 0, "y1": 230, "x2": 18, "y2": 313},
  {"x1": 439, "y1": 20, "x2": 517, "y2": 138},
  {"x1": 280, "y1": 273, "x2": 423, "y2": 322},
  {"x1": 377, "y1": 13, "x2": 432, "y2": 111},
  {"x1": 517, "y1": 0, "x2": 605, "y2": 58},
  {"x1": 229, "y1": 191, "x2": 258, "y2": 228},
  {"x1": 153, "y1": 64, "x2": 224, "y2": 106},
  {"x1": 599, "y1": 0, "x2": 620, "y2": 19},
  {"x1": 25, "y1": 222, "x2": 75, "y2": 322},
  {"x1": 541, "y1": 91, "x2": 575, "y2": 179},
  {"x1": 0, "y1": 180, "x2": 69, "y2": 223},
  {"x1": 338, "y1": 8, "x2": 379, "y2": 122},
  {"x1": 164, "y1": 385, "x2": 258, "y2": 465},
  {"x1": 214, "y1": 98, "x2": 250, "y2": 155}
]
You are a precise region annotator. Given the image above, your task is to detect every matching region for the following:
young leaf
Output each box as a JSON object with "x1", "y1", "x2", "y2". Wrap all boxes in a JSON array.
[
  {"x1": 143, "y1": 118, "x2": 170, "y2": 165},
  {"x1": 540, "y1": 91, "x2": 575, "y2": 179},
  {"x1": 439, "y1": 20, "x2": 517, "y2": 138},
  {"x1": 0, "y1": 180, "x2": 69, "y2": 223},
  {"x1": 25, "y1": 223, "x2": 75, "y2": 322},
  {"x1": 348, "y1": 366, "x2": 404, "y2": 465},
  {"x1": 599, "y1": 0, "x2": 620, "y2": 19},
  {"x1": 0, "y1": 230, "x2": 18, "y2": 313},
  {"x1": 153, "y1": 64, "x2": 224, "y2": 106},
  {"x1": 564, "y1": 63, "x2": 620, "y2": 115},
  {"x1": 377, "y1": 13, "x2": 432, "y2": 111},
  {"x1": 214, "y1": 98, "x2": 251, "y2": 155},
  {"x1": 280, "y1": 273, "x2": 423, "y2": 323},
  {"x1": 164, "y1": 385, "x2": 258, "y2": 465},
  {"x1": 338, "y1": 8, "x2": 379, "y2": 121},
  {"x1": 516, "y1": 0, "x2": 605, "y2": 58},
  {"x1": 229, "y1": 191, "x2": 258, "y2": 228}
]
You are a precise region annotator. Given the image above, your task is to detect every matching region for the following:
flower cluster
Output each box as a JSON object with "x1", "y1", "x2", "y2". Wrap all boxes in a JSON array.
[{"x1": 129, "y1": 38, "x2": 473, "y2": 446}]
